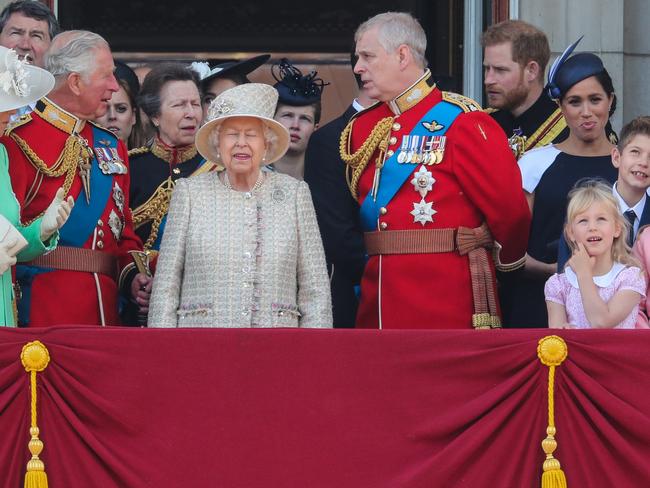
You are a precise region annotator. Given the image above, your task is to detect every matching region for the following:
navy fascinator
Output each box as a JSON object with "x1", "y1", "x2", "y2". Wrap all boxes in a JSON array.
[
  {"x1": 546, "y1": 36, "x2": 606, "y2": 100},
  {"x1": 272, "y1": 58, "x2": 329, "y2": 106}
]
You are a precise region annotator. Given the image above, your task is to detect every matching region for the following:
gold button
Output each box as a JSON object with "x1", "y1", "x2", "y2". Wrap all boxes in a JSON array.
[
  {"x1": 96, "y1": 241, "x2": 104, "y2": 249},
  {"x1": 379, "y1": 207, "x2": 387, "y2": 215},
  {"x1": 98, "y1": 230, "x2": 104, "y2": 238},
  {"x1": 389, "y1": 136, "x2": 397, "y2": 145},
  {"x1": 392, "y1": 122, "x2": 401, "y2": 131},
  {"x1": 386, "y1": 150, "x2": 394, "y2": 157},
  {"x1": 172, "y1": 168, "x2": 181, "y2": 175},
  {"x1": 380, "y1": 222, "x2": 388, "y2": 230},
  {"x1": 97, "y1": 220, "x2": 103, "y2": 227}
]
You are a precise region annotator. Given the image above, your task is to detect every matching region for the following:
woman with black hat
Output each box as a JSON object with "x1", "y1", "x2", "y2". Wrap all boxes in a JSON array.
[
  {"x1": 509, "y1": 38, "x2": 619, "y2": 328},
  {"x1": 191, "y1": 54, "x2": 270, "y2": 122},
  {"x1": 270, "y1": 58, "x2": 327, "y2": 180}
]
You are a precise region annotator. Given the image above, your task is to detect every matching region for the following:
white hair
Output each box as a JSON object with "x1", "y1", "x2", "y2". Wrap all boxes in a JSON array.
[
  {"x1": 208, "y1": 117, "x2": 278, "y2": 163},
  {"x1": 355, "y1": 12, "x2": 427, "y2": 69},
  {"x1": 45, "y1": 30, "x2": 109, "y2": 82}
]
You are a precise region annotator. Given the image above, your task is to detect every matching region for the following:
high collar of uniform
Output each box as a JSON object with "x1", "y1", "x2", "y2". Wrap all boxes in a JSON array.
[
  {"x1": 34, "y1": 97, "x2": 86, "y2": 134},
  {"x1": 387, "y1": 69, "x2": 435, "y2": 115},
  {"x1": 151, "y1": 136, "x2": 198, "y2": 164}
]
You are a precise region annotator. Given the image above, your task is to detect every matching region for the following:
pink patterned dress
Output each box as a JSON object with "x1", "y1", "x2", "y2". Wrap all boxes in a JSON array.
[{"x1": 544, "y1": 263, "x2": 646, "y2": 329}]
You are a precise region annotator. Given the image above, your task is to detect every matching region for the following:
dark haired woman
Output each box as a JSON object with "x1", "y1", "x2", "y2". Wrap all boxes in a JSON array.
[
  {"x1": 509, "y1": 39, "x2": 619, "y2": 327},
  {"x1": 128, "y1": 62, "x2": 219, "y2": 252}
]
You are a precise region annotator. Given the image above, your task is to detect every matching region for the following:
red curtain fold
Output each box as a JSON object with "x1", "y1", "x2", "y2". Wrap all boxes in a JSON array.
[{"x1": 0, "y1": 328, "x2": 648, "y2": 487}]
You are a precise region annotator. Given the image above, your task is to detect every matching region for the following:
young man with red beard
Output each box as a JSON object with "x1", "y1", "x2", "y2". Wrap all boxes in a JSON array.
[{"x1": 482, "y1": 20, "x2": 568, "y2": 159}]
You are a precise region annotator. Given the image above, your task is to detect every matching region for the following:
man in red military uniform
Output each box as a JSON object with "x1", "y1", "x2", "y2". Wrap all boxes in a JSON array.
[
  {"x1": 4, "y1": 30, "x2": 151, "y2": 326},
  {"x1": 341, "y1": 12, "x2": 531, "y2": 329}
]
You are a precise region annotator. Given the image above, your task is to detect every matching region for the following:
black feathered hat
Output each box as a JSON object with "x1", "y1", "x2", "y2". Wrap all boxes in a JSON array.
[{"x1": 272, "y1": 58, "x2": 328, "y2": 106}]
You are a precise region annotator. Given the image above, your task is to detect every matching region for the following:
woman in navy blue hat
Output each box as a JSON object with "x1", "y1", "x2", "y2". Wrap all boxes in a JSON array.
[
  {"x1": 508, "y1": 39, "x2": 619, "y2": 328},
  {"x1": 270, "y1": 58, "x2": 327, "y2": 180}
]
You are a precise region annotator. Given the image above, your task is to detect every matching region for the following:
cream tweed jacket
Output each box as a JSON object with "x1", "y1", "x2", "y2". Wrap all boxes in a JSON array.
[{"x1": 148, "y1": 171, "x2": 332, "y2": 328}]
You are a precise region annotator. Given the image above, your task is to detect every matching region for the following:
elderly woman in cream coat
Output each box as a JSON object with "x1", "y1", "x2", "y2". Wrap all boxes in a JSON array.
[{"x1": 148, "y1": 83, "x2": 332, "y2": 327}]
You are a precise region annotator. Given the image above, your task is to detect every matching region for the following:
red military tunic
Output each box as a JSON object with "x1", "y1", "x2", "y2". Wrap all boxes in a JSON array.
[
  {"x1": 3, "y1": 97, "x2": 142, "y2": 326},
  {"x1": 344, "y1": 72, "x2": 530, "y2": 329}
]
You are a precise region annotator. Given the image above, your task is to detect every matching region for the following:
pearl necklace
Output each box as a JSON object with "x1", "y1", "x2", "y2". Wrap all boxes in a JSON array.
[{"x1": 222, "y1": 171, "x2": 265, "y2": 193}]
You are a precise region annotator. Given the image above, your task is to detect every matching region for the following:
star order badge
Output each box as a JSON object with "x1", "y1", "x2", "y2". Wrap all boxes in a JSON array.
[
  {"x1": 410, "y1": 165, "x2": 435, "y2": 197},
  {"x1": 112, "y1": 182, "x2": 125, "y2": 213},
  {"x1": 108, "y1": 209, "x2": 124, "y2": 241},
  {"x1": 410, "y1": 198, "x2": 436, "y2": 226}
]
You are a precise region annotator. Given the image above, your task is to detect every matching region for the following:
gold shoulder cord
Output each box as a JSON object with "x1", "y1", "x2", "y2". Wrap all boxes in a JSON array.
[
  {"x1": 132, "y1": 177, "x2": 175, "y2": 250},
  {"x1": 339, "y1": 116, "x2": 393, "y2": 200},
  {"x1": 11, "y1": 132, "x2": 91, "y2": 224}
]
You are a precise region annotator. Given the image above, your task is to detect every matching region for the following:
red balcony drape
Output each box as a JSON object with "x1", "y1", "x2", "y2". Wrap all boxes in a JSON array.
[{"x1": 0, "y1": 327, "x2": 649, "y2": 487}]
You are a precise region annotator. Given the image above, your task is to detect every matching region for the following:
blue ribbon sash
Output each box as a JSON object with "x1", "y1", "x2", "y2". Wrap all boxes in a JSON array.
[
  {"x1": 359, "y1": 101, "x2": 462, "y2": 231},
  {"x1": 59, "y1": 127, "x2": 118, "y2": 247}
]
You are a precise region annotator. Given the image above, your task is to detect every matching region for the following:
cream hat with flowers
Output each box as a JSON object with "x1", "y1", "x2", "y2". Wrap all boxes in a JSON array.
[
  {"x1": 0, "y1": 46, "x2": 54, "y2": 112},
  {"x1": 195, "y1": 83, "x2": 290, "y2": 166}
]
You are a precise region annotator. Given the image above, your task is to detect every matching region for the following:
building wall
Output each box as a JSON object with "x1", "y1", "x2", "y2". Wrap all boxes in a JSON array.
[
  {"x1": 518, "y1": 0, "x2": 650, "y2": 132},
  {"x1": 623, "y1": 0, "x2": 650, "y2": 125}
]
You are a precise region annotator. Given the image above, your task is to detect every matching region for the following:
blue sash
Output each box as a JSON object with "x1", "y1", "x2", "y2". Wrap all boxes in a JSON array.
[
  {"x1": 59, "y1": 126, "x2": 117, "y2": 246},
  {"x1": 359, "y1": 101, "x2": 462, "y2": 231}
]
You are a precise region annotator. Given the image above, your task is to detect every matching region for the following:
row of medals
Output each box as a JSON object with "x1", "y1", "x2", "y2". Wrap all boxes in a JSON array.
[{"x1": 396, "y1": 135, "x2": 446, "y2": 165}]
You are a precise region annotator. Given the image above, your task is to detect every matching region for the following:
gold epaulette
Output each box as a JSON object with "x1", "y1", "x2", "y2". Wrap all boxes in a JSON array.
[
  {"x1": 442, "y1": 91, "x2": 483, "y2": 113},
  {"x1": 128, "y1": 145, "x2": 150, "y2": 157},
  {"x1": 5, "y1": 112, "x2": 32, "y2": 135}
]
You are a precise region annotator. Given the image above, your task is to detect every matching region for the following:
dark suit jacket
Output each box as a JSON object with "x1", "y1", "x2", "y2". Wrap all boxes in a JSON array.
[
  {"x1": 557, "y1": 192, "x2": 650, "y2": 271},
  {"x1": 304, "y1": 105, "x2": 366, "y2": 328}
]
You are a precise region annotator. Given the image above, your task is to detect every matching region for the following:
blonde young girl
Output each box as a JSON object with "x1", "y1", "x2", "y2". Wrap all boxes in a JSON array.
[{"x1": 545, "y1": 180, "x2": 646, "y2": 328}]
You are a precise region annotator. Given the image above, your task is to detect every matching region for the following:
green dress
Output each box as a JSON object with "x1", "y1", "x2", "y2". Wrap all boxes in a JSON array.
[{"x1": 0, "y1": 144, "x2": 57, "y2": 326}]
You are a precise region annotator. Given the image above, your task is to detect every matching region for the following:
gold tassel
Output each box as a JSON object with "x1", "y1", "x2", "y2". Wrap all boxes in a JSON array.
[
  {"x1": 537, "y1": 335, "x2": 568, "y2": 488},
  {"x1": 20, "y1": 341, "x2": 51, "y2": 488}
]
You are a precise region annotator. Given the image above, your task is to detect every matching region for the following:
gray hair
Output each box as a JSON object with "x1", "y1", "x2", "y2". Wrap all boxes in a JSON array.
[
  {"x1": 45, "y1": 31, "x2": 110, "y2": 81},
  {"x1": 0, "y1": 1, "x2": 59, "y2": 40},
  {"x1": 355, "y1": 12, "x2": 427, "y2": 69},
  {"x1": 208, "y1": 118, "x2": 278, "y2": 164}
]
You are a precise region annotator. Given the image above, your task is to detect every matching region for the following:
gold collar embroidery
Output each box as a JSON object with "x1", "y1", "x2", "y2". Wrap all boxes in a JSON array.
[
  {"x1": 34, "y1": 97, "x2": 86, "y2": 134},
  {"x1": 387, "y1": 69, "x2": 435, "y2": 115},
  {"x1": 151, "y1": 136, "x2": 198, "y2": 164}
]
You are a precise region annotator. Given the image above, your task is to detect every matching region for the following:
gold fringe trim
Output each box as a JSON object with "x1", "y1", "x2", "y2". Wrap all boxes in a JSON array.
[
  {"x1": 21, "y1": 341, "x2": 51, "y2": 488},
  {"x1": 537, "y1": 335, "x2": 569, "y2": 488}
]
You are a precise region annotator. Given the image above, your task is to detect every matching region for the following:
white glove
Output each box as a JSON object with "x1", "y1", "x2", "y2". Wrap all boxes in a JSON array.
[
  {"x1": 40, "y1": 187, "x2": 75, "y2": 241},
  {"x1": 0, "y1": 238, "x2": 17, "y2": 274}
]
